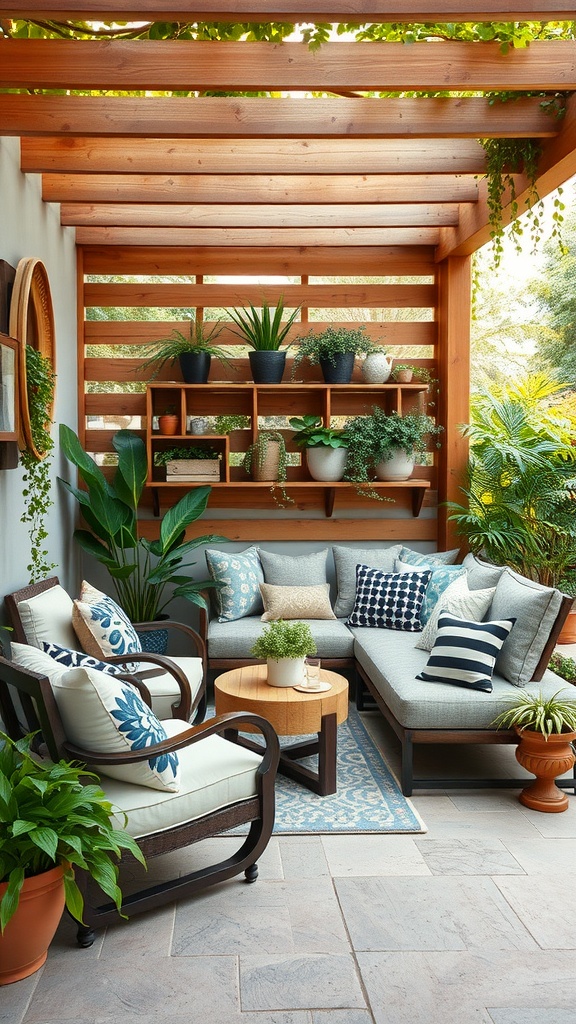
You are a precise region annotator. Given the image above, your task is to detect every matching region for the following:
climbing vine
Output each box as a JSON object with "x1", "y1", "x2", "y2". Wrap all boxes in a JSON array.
[{"x1": 20, "y1": 346, "x2": 57, "y2": 583}]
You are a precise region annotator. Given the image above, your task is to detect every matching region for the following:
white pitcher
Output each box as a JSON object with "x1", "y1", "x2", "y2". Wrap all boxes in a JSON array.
[{"x1": 362, "y1": 351, "x2": 393, "y2": 384}]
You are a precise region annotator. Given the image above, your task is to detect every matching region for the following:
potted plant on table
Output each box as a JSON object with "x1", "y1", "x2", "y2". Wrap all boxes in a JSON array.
[
  {"x1": 250, "y1": 619, "x2": 317, "y2": 687},
  {"x1": 139, "y1": 313, "x2": 232, "y2": 384},
  {"x1": 492, "y1": 691, "x2": 576, "y2": 813},
  {"x1": 0, "y1": 731, "x2": 144, "y2": 984},
  {"x1": 291, "y1": 325, "x2": 376, "y2": 384},
  {"x1": 344, "y1": 406, "x2": 441, "y2": 493},
  {"x1": 289, "y1": 414, "x2": 350, "y2": 481},
  {"x1": 227, "y1": 298, "x2": 301, "y2": 383}
]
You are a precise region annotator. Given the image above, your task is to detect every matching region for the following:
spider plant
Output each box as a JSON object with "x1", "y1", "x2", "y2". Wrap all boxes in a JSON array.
[{"x1": 492, "y1": 691, "x2": 576, "y2": 738}]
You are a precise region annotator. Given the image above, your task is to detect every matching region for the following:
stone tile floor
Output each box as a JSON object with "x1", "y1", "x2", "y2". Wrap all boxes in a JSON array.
[{"x1": 4, "y1": 655, "x2": 576, "y2": 1024}]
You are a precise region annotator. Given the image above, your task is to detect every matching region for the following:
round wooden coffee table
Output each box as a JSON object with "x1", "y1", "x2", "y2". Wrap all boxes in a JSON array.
[{"x1": 214, "y1": 664, "x2": 349, "y2": 796}]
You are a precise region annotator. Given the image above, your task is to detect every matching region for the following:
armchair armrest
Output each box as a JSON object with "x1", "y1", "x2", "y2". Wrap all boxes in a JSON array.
[
  {"x1": 105, "y1": 651, "x2": 194, "y2": 721},
  {"x1": 133, "y1": 620, "x2": 207, "y2": 681}
]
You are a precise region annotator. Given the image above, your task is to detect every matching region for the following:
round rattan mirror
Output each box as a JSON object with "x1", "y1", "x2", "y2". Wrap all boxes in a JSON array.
[{"x1": 9, "y1": 257, "x2": 56, "y2": 460}]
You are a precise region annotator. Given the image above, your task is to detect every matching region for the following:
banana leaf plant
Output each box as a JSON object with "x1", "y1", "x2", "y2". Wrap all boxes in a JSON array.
[{"x1": 58, "y1": 426, "x2": 225, "y2": 622}]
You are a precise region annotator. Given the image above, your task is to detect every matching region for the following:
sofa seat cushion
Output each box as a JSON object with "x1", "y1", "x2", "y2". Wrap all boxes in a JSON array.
[
  {"x1": 207, "y1": 616, "x2": 355, "y2": 659},
  {"x1": 351, "y1": 628, "x2": 571, "y2": 731},
  {"x1": 103, "y1": 719, "x2": 263, "y2": 838}
]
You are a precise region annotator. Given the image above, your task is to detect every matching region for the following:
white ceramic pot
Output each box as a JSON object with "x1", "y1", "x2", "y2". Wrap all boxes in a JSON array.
[
  {"x1": 375, "y1": 449, "x2": 415, "y2": 481},
  {"x1": 306, "y1": 446, "x2": 348, "y2": 482},
  {"x1": 362, "y1": 352, "x2": 393, "y2": 384},
  {"x1": 266, "y1": 657, "x2": 306, "y2": 687}
]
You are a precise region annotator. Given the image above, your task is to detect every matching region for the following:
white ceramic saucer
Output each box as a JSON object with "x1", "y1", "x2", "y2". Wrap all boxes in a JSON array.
[{"x1": 292, "y1": 681, "x2": 332, "y2": 693}]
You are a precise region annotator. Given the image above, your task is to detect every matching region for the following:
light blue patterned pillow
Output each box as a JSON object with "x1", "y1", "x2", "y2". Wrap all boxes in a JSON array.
[
  {"x1": 42, "y1": 641, "x2": 125, "y2": 676},
  {"x1": 395, "y1": 558, "x2": 467, "y2": 625},
  {"x1": 399, "y1": 546, "x2": 460, "y2": 566},
  {"x1": 205, "y1": 546, "x2": 264, "y2": 622},
  {"x1": 72, "y1": 581, "x2": 142, "y2": 665}
]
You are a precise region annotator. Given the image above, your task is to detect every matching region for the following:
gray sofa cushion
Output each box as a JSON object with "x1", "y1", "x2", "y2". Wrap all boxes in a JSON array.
[
  {"x1": 259, "y1": 548, "x2": 329, "y2": 587},
  {"x1": 351, "y1": 628, "x2": 571, "y2": 731},
  {"x1": 208, "y1": 616, "x2": 355, "y2": 659},
  {"x1": 333, "y1": 544, "x2": 402, "y2": 618},
  {"x1": 489, "y1": 567, "x2": 563, "y2": 687},
  {"x1": 461, "y1": 553, "x2": 506, "y2": 591}
]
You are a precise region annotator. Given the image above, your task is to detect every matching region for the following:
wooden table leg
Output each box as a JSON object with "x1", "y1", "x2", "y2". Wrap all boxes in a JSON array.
[{"x1": 317, "y1": 711, "x2": 337, "y2": 796}]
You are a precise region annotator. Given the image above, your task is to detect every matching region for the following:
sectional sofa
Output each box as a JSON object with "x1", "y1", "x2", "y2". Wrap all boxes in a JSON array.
[{"x1": 199, "y1": 544, "x2": 574, "y2": 795}]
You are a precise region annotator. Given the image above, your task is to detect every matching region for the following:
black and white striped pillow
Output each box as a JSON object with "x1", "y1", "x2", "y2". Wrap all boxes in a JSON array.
[{"x1": 416, "y1": 613, "x2": 515, "y2": 693}]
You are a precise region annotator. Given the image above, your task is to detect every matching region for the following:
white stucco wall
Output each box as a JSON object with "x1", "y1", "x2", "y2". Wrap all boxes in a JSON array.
[{"x1": 0, "y1": 137, "x2": 79, "y2": 621}]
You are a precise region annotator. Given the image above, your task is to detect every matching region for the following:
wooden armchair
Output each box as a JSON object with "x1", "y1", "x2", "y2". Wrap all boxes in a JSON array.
[
  {"x1": 0, "y1": 654, "x2": 279, "y2": 947},
  {"x1": 5, "y1": 576, "x2": 208, "y2": 723}
]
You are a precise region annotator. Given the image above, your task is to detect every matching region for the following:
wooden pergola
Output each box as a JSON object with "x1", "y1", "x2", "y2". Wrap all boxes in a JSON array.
[{"x1": 1, "y1": 2, "x2": 575, "y2": 548}]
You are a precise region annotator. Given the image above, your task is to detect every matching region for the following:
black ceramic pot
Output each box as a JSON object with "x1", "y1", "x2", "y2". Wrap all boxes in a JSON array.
[
  {"x1": 248, "y1": 350, "x2": 286, "y2": 383},
  {"x1": 319, "y1": 352, "x2": 355, "y2": 384},
  {"x1": 179, "y1": 351, "x2": 211, "y2": 384}
]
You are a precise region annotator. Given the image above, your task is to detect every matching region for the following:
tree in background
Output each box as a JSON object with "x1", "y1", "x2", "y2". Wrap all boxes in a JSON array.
[{"x1": 533, "y1": 206, "x2": 576, "y2": 381}]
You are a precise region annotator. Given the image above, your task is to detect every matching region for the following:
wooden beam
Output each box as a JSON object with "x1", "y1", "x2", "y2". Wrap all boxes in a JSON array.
[
  {"x1": 75, "y1": 225, "x2": 441, "y2": 245},
  {"x1": 1, "y1": 2, "x2": 573, "y2": 21},
  {"x1": 84, "y1": 318, "x2": 437, "y2": 345},
  {"x1": 82, "y1": 282, "x2": 436, "y2": 307},
  {"x1": 43, "y1": 172, "x2": 479, "y2": 204},
  {"x1": 20, "y1": 137, "x2": 489, "y2": 174},
  {"x1": 2, "y1": 95, "x2": 558, "y2": 140},
  {"x1": 61, "y1": 201, "x2": 462, "y2": 227},
  {"x1": 2, "y1": 40, "x2": 576, "y2": 91}
]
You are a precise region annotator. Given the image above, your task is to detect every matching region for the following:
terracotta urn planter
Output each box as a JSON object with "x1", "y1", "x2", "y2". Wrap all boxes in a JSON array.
[
  {"x1": 557, "y1": 604, "x2": 576, "y2": 645},
  {"x1": 0, "y1": 864, "x2": 66, "y2": 985},
  {"x1": 514, "y1": 726, "x2": 576, "y2": 813}
]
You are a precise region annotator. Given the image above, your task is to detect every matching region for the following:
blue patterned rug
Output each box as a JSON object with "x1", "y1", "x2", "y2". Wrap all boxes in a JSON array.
[{"x1": 230, "y1": 705, "x2": 426, "y2": 835}]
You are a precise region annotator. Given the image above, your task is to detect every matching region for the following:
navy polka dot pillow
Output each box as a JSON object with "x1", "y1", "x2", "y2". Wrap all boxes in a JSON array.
[{"x1": 346, "y1": 564, "x2": 432, "y2": 630}]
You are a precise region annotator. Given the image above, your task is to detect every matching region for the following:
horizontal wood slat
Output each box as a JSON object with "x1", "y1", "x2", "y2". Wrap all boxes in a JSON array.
[
  {"x1": 3, "y1": 95, "x2": 557, "y2": 140},
  {"x1": 76, "y1": 226, "x2": 441, "y2": 246},
  {"x1": 21, "y1": 137, "x2": 489, "y2": 175},
  {"x1": 83, "y1": 282, "x2": 436, "y2": 308},
  {"x1": 2, "y1": 40, "x2": 576, "y2": 91},
  {"x1": 137, "y1": 518, "x2": 439, "y2": 541},
  {"x1": 84, "y1": 320, "x2": 437, "y2": 346},
  {"x1": 62, "y1": 202, "x2": 461, "y2": 228}
]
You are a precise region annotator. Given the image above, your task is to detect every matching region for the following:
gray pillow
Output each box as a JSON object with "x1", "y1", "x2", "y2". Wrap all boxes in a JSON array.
[
  {"x1": 490, "y1": 567, "x2": 563, "y2": 687},
  {"x1": 461, "y1": 553, "x2": 506, "y2": 591},
  {"x1": 333, "y1": 544, "x2": 402, "y2": 618},
  {"x1": 259, "y1": 548, "x2": 329, "y2": 587}
]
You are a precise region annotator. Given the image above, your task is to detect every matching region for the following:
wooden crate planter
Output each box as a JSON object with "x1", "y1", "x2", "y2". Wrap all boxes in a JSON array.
[{"x1": 165, "y1": 458, "x2": 221, "y2": 483}]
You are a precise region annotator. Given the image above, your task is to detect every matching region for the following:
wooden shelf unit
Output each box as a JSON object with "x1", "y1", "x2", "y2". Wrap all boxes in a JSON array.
[{"x1": 145, "y1": 381, "x2": 433, "y2": 517}]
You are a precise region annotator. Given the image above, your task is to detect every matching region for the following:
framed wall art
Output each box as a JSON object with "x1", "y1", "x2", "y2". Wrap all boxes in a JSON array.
[{"x1": 0, "y1": 333, "x2": 19, "y2": 442}]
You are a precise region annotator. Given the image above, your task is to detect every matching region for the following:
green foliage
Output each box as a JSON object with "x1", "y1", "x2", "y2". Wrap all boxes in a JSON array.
[
  {"x1": 20, "y1": 347, "x2": 57, "y2": 583},
  {"x1": 492, "y1": 690, "x2": 576, "y2": 737},
  {"x1": 344, "y1": 407, "x2": 441, "y2": 489},
  {"x1": 250, "y1": 619, "x2": 317, "y2": 660},
  {"x1": 288, "y1": 415, "x2": 349, "y2": 450},
  {"x1": 153, "y1": 446, "x2": 220, "y2": 465},
  {"x1": 0, "y1": 731, "x2": 145, "y2": 932},
  {"x1": 480, "y1": 138, "x2": 544, "y2": 269},
  {"x1": 58, "y1": 426, "x2": 224, "y2": 621},
  {"x1": 292, "y1": 325, "x2": 375, "y2": 373},
  {"x1": 448, "y1": 375, "x2": 576, "y2": 589},
  {"x1": 139, "y1": 314, "x2": 231, "y2": 378},
  {"x1": 243, "y1": 430, "x2": 294, "y2": 507},
  {"x1": 549, "y1": 651, "x2": 576, "y2": 685},
  {"x1": 213, "y1": 414, "x2": 250, "y2": 435},
  {"x1": 227, "y1": 298, "x2": 301, "y2": 351},
  {"x1": 533, "y1": 204, "x2": 576, "y2": 379}
]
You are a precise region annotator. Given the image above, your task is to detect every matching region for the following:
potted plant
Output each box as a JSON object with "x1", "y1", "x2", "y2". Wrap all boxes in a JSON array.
[
  {"x1": 250, "y1": 619, "x2": 317, "y2": 687},
  {"x1": 158, "y1": 405, "x2": 179, "y2": 436},
  {"x1": 344, "y1": 407, "x2": 441, "y2": 488},
  {"x1": 243, "y1": 429, "x2": 294, "y2": 506},
  {"x1": 0, "y1": 731, "x2": 144, "y2": 984},
  {"x1": 391, "y1": 364, "x2": 437, "y2": 387},
  {"x1": 549, "y1": 651, "x2": 576, "y2": 685},
  {"x1": 139, "y1": 313, "x2": 232, "y2": 384},
  {"x1": 291, "y1": 325, "x2": 376, "y2": 384},
  {"x1": 289, "y1": 414, "x2": 350, "y2": 482},
  {"x1": 227, "y1": 298, "x2": 301, "y2": 383},
  {"x1": 492, "y1": 691, "x2": 576, "y2": 812},
  {"x1": 58, "y1": 425, "x2": 224, "y2": 623},
  {"x1": 154, "y1": 444, "x2": 221, "y2": 483}
]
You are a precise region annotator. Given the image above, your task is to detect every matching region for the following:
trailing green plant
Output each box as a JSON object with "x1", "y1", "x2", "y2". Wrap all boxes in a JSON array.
[
  {"x1": 227, "y1": 298, "x2": 301, "y2": 351},
  {"x1": 343, "y1": 407, "x2": 441, "y2": 498},
  {"x1": 480, "y1": 137, "x2": 549, "y2": 269},
  {"x1": 250, "y1": 619, "x2": 317, "y2": 660},
  {"x1": 243, "y1": 429, "x2": 294, "y2": 507},
  {"x1": 153, "y1": 445, "x2": 220, "y2": 466},
  {"x1": 549, "y1": 652, "x2": 576, "y2": 686},
  {"x1": 212, "y1": 414, "x2": 250, "y2": 435},
  {"x1": 391, "y1": 364, "x2": 437, "y2": 385},
  {"x1": 58, "y1": 425, "x2": 225, "y2": 622},
  {"x1": 491, "y1": 691, "x2": 576, "y2": 738},
  {"x1": 447, "y1": 375, "x2": 576, "y2": 590},
  {"x1": 288, "y1": 415, "x2": 350, "y2": 450},
  {"x1": 20, "y1": 346, "x2": 57, "y2": 583},
  {"x1": 139, "y1": 313, "x2": 232, "y2": 377},
  {"x1": 0, "y1": 731, "x2": 145, "y2": 931},
  {"x1": 291, "y1": 325, "x2": 376, "y2": 375}
]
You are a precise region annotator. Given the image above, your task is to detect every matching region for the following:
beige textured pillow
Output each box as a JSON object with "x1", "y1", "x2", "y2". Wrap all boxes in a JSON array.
[
  {"x1": 260, "y1": 583, "x2": 336, "y2": 622},
  {"x1": 415, "y1": 576, "x2": 496, "y2": 652}
]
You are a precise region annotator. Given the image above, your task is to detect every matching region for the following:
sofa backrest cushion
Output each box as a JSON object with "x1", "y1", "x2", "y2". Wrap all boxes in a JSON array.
[
  {"x1": 16, "y1": 584, "x2": 78, "y2": 651},
  {"x1": 461, "y1": 553, "x2": 506, "y2": 591},
  {"x1": 259, "y1": 548, "x2": 329, "y2": 587},
  {"x1": 489, "y1": 567, "x2": 564, "y2": 686},
  {"x1": 333, "y1": 544, "x2": 402, "y2": 618}
]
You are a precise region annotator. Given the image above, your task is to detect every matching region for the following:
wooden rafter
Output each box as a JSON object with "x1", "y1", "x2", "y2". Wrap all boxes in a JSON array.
[
  {"x1": 1, "y1": 95, "x2": 557, "y2": 140},
  {"x1": 74, "y1": 225, "x2": 442, "y2": 245},
  {"x1": 1, "y1": 39, "x2": 576, "y2": 91},
  {"x1": 82, "y1": 281, "x2": 436, "y2": 306}
]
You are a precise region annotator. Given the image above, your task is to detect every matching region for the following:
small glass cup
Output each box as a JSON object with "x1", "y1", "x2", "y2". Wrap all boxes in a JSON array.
[{"x1": 304, "y1": 657, "x2": 322, "y2": 689}]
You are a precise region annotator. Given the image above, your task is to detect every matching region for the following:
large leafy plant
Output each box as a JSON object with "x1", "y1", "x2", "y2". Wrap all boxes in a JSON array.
[
  {"x1": 0, "y1": 732, "x2": 144, "y2": 931},
  {"x1": 289, "y1": 415, "x2": 350, "y2": 450},
  {"x1": 58, "y1": 426, "x2": 224, "y2": 622}
]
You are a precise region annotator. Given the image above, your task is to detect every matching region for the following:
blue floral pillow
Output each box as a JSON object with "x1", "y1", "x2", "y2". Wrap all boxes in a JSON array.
[
  {"x1": 395, "y1": 558, "x2": 467, "y2": 626},
  {"x1": 205, "y1": 546, "x2": 264, "y2": 622},
  {"x1": 42, "y1": 641, "x2": 125, "y2": 676},
  {"x1": 72, "y1": 581, "x2": 142, "y2": 665}
]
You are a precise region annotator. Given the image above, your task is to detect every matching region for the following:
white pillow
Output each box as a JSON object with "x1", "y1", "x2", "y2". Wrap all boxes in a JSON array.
[
  {"x1": 52, "y1": 665, "x2": 180, "y2": 792},
  {"x1": 16, "y1": 585, "x2": 78, "y2": 650},
  {"x1": 11, "y1": 640, "x2": 69, "y2": 680},
  {"x1": 72, "y1": 581, "x2": 142, "y2": 664},
  {"x1": 415, "y1": 576, "x2": 496, "y2": 652}
]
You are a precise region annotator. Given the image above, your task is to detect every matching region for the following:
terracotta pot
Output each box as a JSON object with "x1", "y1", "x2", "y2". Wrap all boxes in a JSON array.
[
  {"x1": 514, "y1": 726, "x2": 576, "y2": 813},
  {"x1": 394, "y1": 368, "x2": 413, "y2": 383},
  {"x1": 158, "y1": 414, "x2": 179, "y2": 436},
  {"x1": 0, "y1": 863, "x2": 66, "y2": 985},
  {"x1": 557, "y1": 605, "x2": 576, "y2": 645}
]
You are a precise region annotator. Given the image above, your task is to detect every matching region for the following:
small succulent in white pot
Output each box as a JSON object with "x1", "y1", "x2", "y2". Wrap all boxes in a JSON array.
[{"x1": 250, "y1": 620, "x2": 317, "y2": 687}]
